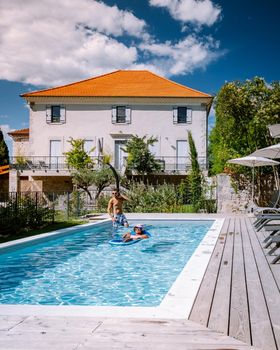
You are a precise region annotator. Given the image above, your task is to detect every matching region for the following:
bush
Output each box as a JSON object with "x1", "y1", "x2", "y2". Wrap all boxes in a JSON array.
[
  {"x1": 0, "y1": 194, "x2": 54, "y2": 235},
  {"x1": 123, "y1": 183, "x2": 183, "y2": 213},
  {"x1": 89, "y1": 181, "x2": 217, "y2": 214}
]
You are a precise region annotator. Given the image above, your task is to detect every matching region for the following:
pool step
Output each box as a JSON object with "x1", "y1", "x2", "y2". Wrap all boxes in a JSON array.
[{"x1": 82, "y1": 213, "x2": 107, "y2": 221}]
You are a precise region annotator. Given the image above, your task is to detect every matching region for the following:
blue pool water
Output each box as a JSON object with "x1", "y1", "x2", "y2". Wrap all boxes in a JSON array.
[{"x1": 0, "y1": 220, "x2": 213, "y2": 306}]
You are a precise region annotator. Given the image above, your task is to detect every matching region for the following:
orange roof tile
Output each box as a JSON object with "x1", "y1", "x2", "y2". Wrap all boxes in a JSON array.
[
  {"x1": 8, "y1": 128, "x2": 29, "y2": 137},
  {"x1": 21, "y1": 70, "x2": 212, "y2": 98}
]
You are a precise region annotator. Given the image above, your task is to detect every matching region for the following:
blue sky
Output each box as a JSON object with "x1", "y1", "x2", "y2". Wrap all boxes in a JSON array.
[{"x1": 1, "y1": 0, "x2": 280, "y2": 151}]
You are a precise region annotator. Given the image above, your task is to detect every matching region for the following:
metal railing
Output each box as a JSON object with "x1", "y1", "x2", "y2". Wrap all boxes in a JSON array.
[
  {"x1": 0, "y1": 191, "x2": 55, "y2": 234},
  {"x1": 9, "y1": 156, "x2": 101, "y2": 172},
  {"x1": 9, "y1": 155, "x2": 207, "y2": 173},
  {"x1": 154, "y1": 156, "x2": 207, "y2": 172}
]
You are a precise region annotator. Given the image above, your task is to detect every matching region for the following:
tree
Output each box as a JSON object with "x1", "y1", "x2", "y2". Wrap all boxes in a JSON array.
[
  {"x1": 65, "y1": 138, "x2": 95, "y2": 199},
  {"x1": 0, "y1": 128, "x2": 9, "y2": 166},
  {"x1": 122, "y1": 135, "x2": 161, "y2": 179},
  {"x1": 65, "y1": 138, "x2": 94, "y2": 170},
  {"x1": 209, "y1": 77, "x2": 280, "y2": 175},
  {"x1": 65, "y1": 138, "x2": 116, "y2": 200},
  {"x1": 72, "y1": 166, "x2": 115, "y2": 200},
  {"x1": 188, "y1": 131, "x2": 203, "y2": 211}
]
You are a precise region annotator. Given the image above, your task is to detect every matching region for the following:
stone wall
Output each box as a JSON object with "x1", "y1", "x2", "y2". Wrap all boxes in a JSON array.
[
  {"x1": 31, "y1": 176, "x2": 73, "y2": 193},
  {"x1": 217, "y1": 174, "x2": 250, "y2": 213},
  {"x1": 20, "y1": 179, "x2": 43, "y2": 192}
]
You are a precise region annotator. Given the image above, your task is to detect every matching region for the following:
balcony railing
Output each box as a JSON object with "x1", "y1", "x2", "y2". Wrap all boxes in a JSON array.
[
  {"x1": 154, "y1": 156, "x2": 207, "y2": 172},
  {"x1": 9, "y1": 156, "x2": 98, "y2": 172},
  {"x1": 9, "y1": 156, "x2": 207, "y2": 173}
]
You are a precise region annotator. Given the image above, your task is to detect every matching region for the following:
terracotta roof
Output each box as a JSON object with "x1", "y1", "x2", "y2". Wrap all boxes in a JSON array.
[
  {"x1": 8, "y1": 128, "x2": 29, "y2": 137},
  {"x1": 21, "y1": 70, "x2": 212, "y2": 98}
]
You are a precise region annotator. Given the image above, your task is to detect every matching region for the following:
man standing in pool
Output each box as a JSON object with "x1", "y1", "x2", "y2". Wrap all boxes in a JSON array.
[{"x1": 107, "y1": 189, "x2": 129, "y2": 227}]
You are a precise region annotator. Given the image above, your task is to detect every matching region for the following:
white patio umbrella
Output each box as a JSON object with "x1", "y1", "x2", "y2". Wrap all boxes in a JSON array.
[
  {"x1": 268, "y1": 124, "x2": 280, "y2": 139},
  {"x1": 251, "y1": 143, "x2": 280, "y2": 159},
  {"x1": 228, "y1": 156, "x2": 280, "y2": 202}
]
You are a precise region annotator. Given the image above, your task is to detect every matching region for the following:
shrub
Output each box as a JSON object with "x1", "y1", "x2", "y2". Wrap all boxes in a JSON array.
[{"x1": 0, "y1": 194, "x2": 54, "y2": 235}]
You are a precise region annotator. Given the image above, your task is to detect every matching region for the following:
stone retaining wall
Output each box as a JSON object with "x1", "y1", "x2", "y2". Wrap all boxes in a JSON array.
[{"x1": 217, "y1": 174, "x2": 250, "y2": 213}]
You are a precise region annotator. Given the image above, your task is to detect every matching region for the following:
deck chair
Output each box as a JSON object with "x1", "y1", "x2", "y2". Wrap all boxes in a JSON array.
[
  {"x1": 24, "y1": 160, "x2": 37, "y2": 170},
  {"x1": 39, "y1": 161, "x2": 49, "y2": 170},
  {"x1": 264, "y1": 230, "x2": 280, "y2": 248},
  {"x1": 254, "y1": 190, "x2": 280, "y2": 215},
  {"x1": 253, "y1": 213, "x2": 280, "y2": 231},
  {"x1": 253, "y1": 190, "x2": 280, "y2": 228},
  {"x1": 265, "y1": 236, "x2": 280, "y2": 263},
  {"x1": 272, "y1": 252, "x2": 280, "y2": 264}
]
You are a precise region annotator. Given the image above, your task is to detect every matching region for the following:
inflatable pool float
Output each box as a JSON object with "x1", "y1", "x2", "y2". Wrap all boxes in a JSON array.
[
  {"x1": 109, "y1": 232, "x2": 151, "y2": 246},
  {"x1": 109, "y1": 238, "x2": 141, "y2": 246}
]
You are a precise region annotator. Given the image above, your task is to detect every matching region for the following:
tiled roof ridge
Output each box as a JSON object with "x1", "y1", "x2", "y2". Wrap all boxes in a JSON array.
[
  {"x1": 21, "y1": 70, "x2": 123, "y2": 97},
  {"x1": 8, "y1": 128, "x2": 29, "y2": 135},
  {"x1": 145, "y1": 70, "x2": 212, "y2": 97},
  {"x1": 21, "y1": 70, "x2": 212, "y2": 98}
]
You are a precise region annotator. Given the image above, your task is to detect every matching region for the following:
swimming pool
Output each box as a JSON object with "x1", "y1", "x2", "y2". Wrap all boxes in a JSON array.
[{"x1": 0, "y1": 216, "x2": 224, "y2": 318}]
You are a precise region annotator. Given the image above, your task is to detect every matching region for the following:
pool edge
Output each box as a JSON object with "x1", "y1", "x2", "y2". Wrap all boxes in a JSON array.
[{"x1": 0, "y1": 215, "x2": 224, "y2": 319}]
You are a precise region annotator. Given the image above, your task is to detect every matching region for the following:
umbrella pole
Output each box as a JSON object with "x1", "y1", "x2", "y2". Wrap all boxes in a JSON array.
[{"x1": 252, "y1": 166, "x2": 255, "y2": 204}]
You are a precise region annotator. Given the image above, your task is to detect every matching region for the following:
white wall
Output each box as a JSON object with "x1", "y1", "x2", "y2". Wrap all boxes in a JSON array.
[
  {"x1": 12, "y1": 139, "x2": 30, "y2": 158},
  {"x1": 28, "y1": 98, "x2": 208, "y2": 165}
]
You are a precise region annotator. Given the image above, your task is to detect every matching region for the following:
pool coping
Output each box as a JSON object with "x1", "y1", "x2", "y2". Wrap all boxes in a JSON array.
[{"x1": 0, "y1": 214, "x2": 224, "y2": 319}]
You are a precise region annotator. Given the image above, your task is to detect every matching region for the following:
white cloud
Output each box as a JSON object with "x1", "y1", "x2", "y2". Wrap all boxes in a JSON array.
[
  {"x1": 0, "y1": 0, "x2": 223, "y2": 86},
  {"x1": 0, "y1": 0, "x2": 145, "y2": 86},
  {"x1": 140, "y1": 35, "x2": 222, "y2": 76},
  {"x1": 149, "y1": 0, "x2": 221, "y2": 26}
]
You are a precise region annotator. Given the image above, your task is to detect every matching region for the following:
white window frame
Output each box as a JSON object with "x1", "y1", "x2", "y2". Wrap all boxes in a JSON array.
[
  {"x1": 46, "y1": 105, "x2": 66, "y2": 124},
  {"x1": 173, "y1": 107, "x2": 192, "y2": 124},
  {"x1": 112, "y1": 106, "x2": 131, "y2": 124}
]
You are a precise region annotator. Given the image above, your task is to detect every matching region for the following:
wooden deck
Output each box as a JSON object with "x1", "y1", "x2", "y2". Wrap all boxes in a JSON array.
[
  {"x1": 189, "y1": 215, "x2": 280, "y2": 350},
  {"x1": 0, "y1": 215, "x2": 279, "y2": 349}
]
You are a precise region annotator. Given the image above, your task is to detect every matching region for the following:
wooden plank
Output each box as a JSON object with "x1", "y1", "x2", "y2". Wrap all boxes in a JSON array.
[
  {"x1": 241, "y1": 218, "x2": 276, "y2": 350},
  {"x1": 249, "y1": 220, "x2": 280, "y2": 293},
  {"x1": 229, "y1": 217, "x2": 251, "y2": 344},
  {"x1": 0, "y1": 316, "x2": 259, "y2": 350},
  {"x1": 208, "y1": 217, "x2": 235, "y2": 334},
  {"x1": 246, "y1": 218, "x2": 280, "y2": 349},
  {"x1": 91, "y1": 318, "x2": 258, "y2": 349},
  {"x1": 189, "y1": 218, "x2": 229, "y2": 326}
]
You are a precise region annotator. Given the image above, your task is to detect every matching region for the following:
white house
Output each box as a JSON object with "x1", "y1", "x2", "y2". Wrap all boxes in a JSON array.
[{"x1": 9, "y1": 70, "x2": 213, "y2": 192}]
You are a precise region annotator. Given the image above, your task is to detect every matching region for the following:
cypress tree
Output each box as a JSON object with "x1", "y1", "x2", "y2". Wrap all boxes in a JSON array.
[
  {"x1": 188, "y1": 131, "x2": 203, "y2": 211},
  {"x1": 0, "y1": 128, "x2": 9, "y2": 166}
]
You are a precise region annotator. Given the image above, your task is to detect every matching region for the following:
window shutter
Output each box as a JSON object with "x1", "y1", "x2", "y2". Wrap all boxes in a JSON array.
[
  {"x1": 60, "y1": 107, "x2": 66, "y2": 123},
  {"x1": 173, "y1": 107, "x2": 178, "y2": 124},
  {"x1": 126, "y1": 107, "x2": 131, "y2": 124},
  {"x1": 187, "y1": 108, "x2": 192, "y2": 123},
  {"x1": 112, "y1": 107, "x2": 117, "y2": 124},
  {"x1": 46, "y1": 106, "x2": 51, "y2": 123}
]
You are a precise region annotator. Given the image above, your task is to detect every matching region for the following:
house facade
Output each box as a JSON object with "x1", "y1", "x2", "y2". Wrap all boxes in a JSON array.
[{"x1": 8, "y1": 70, "x2": 213, "y2": 192}]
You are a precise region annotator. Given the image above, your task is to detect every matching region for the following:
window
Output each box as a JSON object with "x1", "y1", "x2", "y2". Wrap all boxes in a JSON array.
[
  {"x1": 84, "y1": 140, "x2": 95, "y2": 155},
  {"x1": 114, "y1": 140, "x2": 127, "y2": 170},
  {"x1": 176, "y1": 140, "x2": 189, "y2": 170},
  {"x1": 50, "y1": 140, "x2": 62, "y2": 169},
  {"x1": 46, "y1": 106, "x2": 66, "y2": 124},
  {"x1": 173, "y1": 107, "x2": 192, "y2": 124},
  {"x1": 51, "y1": 106, "x2": 61, "y2": 123},
  {"x1": 116, "y1": 106, "x2": 126, "y2": 123},
  {"x1": 112, "y1": 106, "x2": 131, "y2": 124},
  {"x1": 178, "y1": 107, "x2": 187, "y2": 123}
]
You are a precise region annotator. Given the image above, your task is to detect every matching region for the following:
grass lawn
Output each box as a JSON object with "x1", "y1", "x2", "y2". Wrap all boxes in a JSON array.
[{"x1": 0, "y1": 220, "x2": 87, "y2": 244}]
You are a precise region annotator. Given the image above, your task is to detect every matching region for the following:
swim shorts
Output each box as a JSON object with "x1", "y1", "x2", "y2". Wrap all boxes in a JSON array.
[{"x1": 114, "y1": 213, "x2": 128, "y2": 226}]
